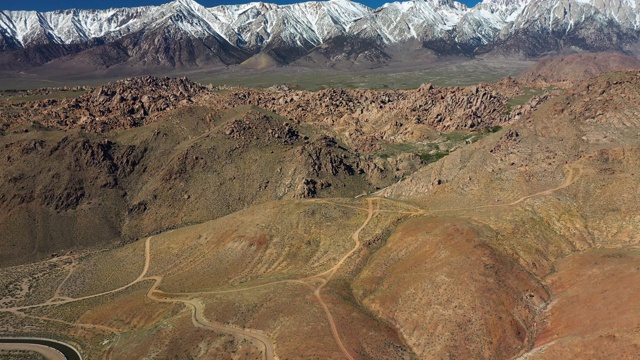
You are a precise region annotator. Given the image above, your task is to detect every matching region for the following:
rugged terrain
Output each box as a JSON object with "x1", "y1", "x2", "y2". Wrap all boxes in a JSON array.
[
  {"x1": 2, "y1": 0, "x2": 640, "y2": 77},
  {"x1": 0, "y1": 74, "x2": 522, "y2": 266},
  {"x1": 1, "y1": 58, "x2": 640, "y2": 359}
]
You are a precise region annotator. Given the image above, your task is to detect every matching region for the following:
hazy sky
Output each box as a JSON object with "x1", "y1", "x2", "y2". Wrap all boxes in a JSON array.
[{"x1": 2, "y1": 0, "x2": 483, "y2": 12}]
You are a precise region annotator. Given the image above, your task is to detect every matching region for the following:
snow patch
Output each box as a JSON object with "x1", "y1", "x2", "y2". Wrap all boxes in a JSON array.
[{"x1": 1, "y1": 0, "x2": 638, "y2": 51}]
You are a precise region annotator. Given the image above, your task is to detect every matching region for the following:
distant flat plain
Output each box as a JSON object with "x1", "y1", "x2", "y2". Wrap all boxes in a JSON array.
[{"x1": 0, "y1": 58, "x2": 534, "y2": 91}]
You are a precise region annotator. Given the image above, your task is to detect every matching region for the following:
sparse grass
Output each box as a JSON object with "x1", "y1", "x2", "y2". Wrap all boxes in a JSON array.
[
  {"x1": 0, "y1": 259, "x2": 73, "y2": 308},
  {"x1": 0, "y1": 350, "x2": 47, "y2": 360},
  {"x1": 505, "y1": 87, "x2": 548, "y2": 114},
  {"x1": 373, "y1": 129, "x2": 488, "y2": 166},
  {"x1": 0, "y1": 89, "x2": 87, "y2": 102},
  {"x1": 418, "y1": 151, "x2": 449, "y2": 163},
  {"x1": 198, "y1": 62, "x2": 531, "y2": 90},
  {"x1": 479, "y1": 125, "x2": 503, "y2": 134},
  {"x1": 382, "y1": 142, "x2": 422, "y2": 154},
  {"x1": 62, "y1": 242, "x2": 145, "y2": 299},
  {"x1": 140, "y1": 200, "x2": 367, "y2": 292},
  {"x1": 0, "y1": 59, "x2": 533, "y2": 91}
]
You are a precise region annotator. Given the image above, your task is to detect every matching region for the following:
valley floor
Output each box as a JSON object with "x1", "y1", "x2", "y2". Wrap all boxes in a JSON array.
[{"x1": 0, "y1": 58, "x2": 534, "y2": 91}]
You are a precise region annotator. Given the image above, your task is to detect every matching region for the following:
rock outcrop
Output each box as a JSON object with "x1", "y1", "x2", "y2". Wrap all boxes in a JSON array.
[
  {"x1": 2, "y1": 76, "x2": 519, "y2": 154},
  {"x1": 0, "y1": 76, "x2": 206, "y2": 132}
]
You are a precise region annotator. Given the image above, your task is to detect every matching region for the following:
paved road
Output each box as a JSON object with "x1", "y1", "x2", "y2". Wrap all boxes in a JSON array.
[{"x1": 0, "y1": 338, "x2": 81, "y2": 360}]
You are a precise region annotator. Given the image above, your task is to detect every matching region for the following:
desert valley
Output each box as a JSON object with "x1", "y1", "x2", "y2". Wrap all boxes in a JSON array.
[{"x1": 1, "y1": 0, "x2": 640, "y2": 359}]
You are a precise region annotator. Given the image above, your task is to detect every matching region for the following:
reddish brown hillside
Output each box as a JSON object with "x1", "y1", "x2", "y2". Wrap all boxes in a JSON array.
[{"x1": 519, "y1": 52, "x2": 640, "y2": 87}]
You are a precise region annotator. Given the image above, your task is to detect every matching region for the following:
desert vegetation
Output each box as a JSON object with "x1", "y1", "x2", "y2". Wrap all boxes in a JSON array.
[{"x1": 2, "y1": 55, "x2": 640, "y2": 359}]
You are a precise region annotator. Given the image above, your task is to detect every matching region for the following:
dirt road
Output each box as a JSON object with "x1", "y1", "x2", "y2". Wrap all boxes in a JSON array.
[
  {"x1": 303, "y1": 198, "x2": 377, "y2": 360},
  {"x1": 154, "y1": 198, "x2": 378, "y2": 360},
  {"x1": 141, "y1": 237, "x2": 276, "y2": 360},
  {"x1": 0, "y1": 162, "x2": 582, "y2": 360}
]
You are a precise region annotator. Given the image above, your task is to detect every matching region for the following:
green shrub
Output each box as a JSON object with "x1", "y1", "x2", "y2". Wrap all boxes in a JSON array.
[{"x1": 418, "y1": 151, "x2": 448, "y2": 163}]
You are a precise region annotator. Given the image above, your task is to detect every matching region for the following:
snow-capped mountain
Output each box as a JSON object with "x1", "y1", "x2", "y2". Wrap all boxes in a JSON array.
[
  {"x1": 509, "y1": 0, "x2": 640, "y2": 34},
  {"x1": 455, "y1": 0, "x2": 528, "y2": 46},
  {"x1": 1, "y1": 0, "x2": 639, "y2": 70},
  {"x1": 490, "y1": 0, "x2": 640, "y2": 56}
]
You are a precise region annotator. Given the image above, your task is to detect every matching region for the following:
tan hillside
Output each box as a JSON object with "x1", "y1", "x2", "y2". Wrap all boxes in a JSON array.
[
  {"x1": 0, "y1": 77, "x2": 523, "y2": 265},
  {"x1": 518, "y1": 52, "x2": 640, "y2": 87},
  {"x1": 2, "y1": 70, "x2": 640, "y2": 359}
]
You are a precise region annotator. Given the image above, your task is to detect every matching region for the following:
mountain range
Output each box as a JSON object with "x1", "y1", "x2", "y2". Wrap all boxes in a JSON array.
[{"x1": 1, "y1": 0, "x2": 639, "y2": 71}]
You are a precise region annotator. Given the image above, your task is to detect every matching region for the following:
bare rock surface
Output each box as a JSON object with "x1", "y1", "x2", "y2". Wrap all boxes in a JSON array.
[
  {"x1": 1, "y1": 76, "x2": 521, "y2": 154},
  {"x1": 210, "y1": 82, "x2": 515, "y2": 153},
  {"x1": 0, "y1": 76, "x2": 206, "y2": 132},
  {"x1": 224, "y1": 83, "x2": 511, "y2": 131}
]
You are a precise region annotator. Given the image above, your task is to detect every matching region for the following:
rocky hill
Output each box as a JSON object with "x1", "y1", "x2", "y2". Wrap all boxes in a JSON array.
[
  {"x1": 366, "y1": 70, "x2": 640, "y2": 360},
  {"x1": 0, "y1": 76, "x2": 524, "y2": 265},
  {"x1": 1, "y1": 76, "x2": 206, "y2": 132},
  {"x1": 1, "y1": 63, "x2": 640, "y2": 359},
  {"x1": 1, "y1": 75, "x2": 521, "y2": 151},
  {"x1": 213, "y1": 83, "x2": 515, "y2": 151},
  {"x1": 518, "y1": 52, "x2": 640, "y2": 87}
]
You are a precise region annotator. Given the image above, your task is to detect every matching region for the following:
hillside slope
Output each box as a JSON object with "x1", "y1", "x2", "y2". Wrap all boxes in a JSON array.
[
  {"x1": 0, "y1": 75, "x2": 518, "y2": 265},
  {"x1": 1, "y1": 70, "x2": 640, "y2": 359}
]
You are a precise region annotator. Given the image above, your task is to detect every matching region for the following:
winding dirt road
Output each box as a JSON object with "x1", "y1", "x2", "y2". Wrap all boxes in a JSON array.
[
  {"x1": 303, "y1": 198, "x2": 376, "y2": 360},
  {"x1": 0, "y1": 163, "x2": 583, "y2": 360},
  {"x1": 292, "y1": 198, "x2": 380, "y2": 360},
  {"x1": 1, "y1": 240, "x2": 153, "y2": 313},
  {"x1": 0, "y1": 237, "x2": 275, "y2": 359},
  {"x1": 427, "y1": 163, "x2": 584, "y2": 213},
  {"x1": 141, "y1": 237, "x2": 276, "y2": 360},
  {"x1": 155, "y1": 199, "x2": 378, "y2": 360},
  {"x1": 489, "y1": 164, "x2": 582, "y2": 208},
  {"x1": 153, "y1": 198, "x2": 379, "y2": 360}
]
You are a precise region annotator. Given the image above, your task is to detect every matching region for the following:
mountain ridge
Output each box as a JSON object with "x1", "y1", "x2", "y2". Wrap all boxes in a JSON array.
[{"x1": 1, "y1": 0, "x2": 639, "y2": 71}]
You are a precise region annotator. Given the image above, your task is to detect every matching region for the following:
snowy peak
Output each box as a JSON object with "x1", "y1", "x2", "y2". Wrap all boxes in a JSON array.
[
  {"x1": 173, "y1": 0, "x2": 201, "y2": 9},
  {"x1": 0, "y1": 6, "x2": 153, "y2": 46},
  {"x1": 511, "y1": 0, "x2": 640, "y2": 31},
  {"x1": 0, "y1": 0, "x2": 469, "y2": 49},
  {"x1": 1, "y1": 0, "x2": 639, "y2": 65},
  {"x1": 479, "y1": 0, "x2": 529, "y2": 7}
]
